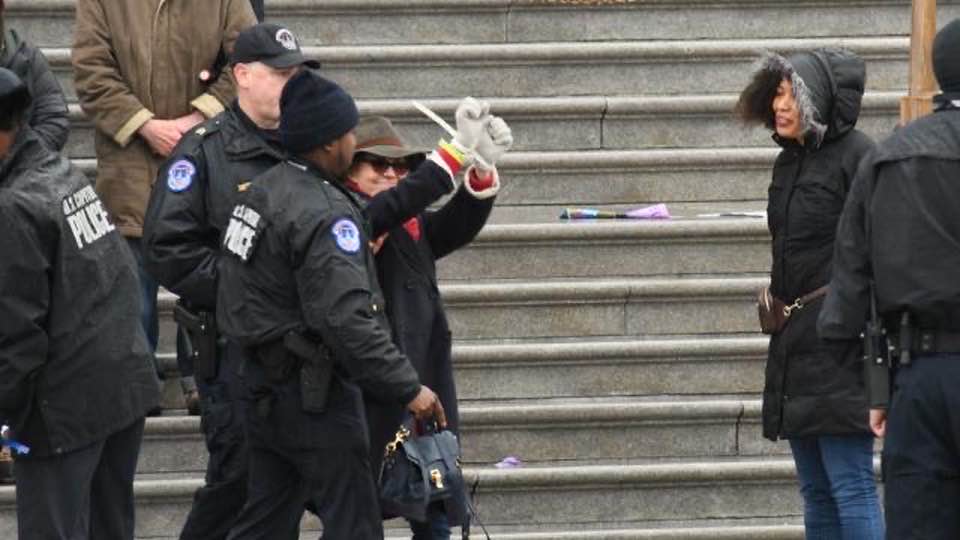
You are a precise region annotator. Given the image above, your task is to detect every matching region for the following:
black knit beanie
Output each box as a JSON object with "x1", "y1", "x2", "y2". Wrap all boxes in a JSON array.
[
  {"x1": 934, "y1": 18, "x2": 960, "y2": 93},
  {"x1": 280, "y1": 69, "x2": 358, "y2": 154}
]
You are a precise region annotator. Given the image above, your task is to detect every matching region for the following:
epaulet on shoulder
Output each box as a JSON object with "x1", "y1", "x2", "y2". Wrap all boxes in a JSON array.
[{"x1": 191, "y1": 117, "x2": 222, "y2": 139}]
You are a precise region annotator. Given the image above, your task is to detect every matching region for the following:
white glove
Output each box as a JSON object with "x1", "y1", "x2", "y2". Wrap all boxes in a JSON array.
[
  {"x1": 452, "y1": 97, "x2": 490, "y2": 157},
  {"x1": 473, "y1": 116, "x2": 513, "y2": 170}
]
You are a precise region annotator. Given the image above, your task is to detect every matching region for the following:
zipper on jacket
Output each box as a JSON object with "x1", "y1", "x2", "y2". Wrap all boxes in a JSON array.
[{"x1": 776, "y1": 148, "x2": 805, "y2": 438}]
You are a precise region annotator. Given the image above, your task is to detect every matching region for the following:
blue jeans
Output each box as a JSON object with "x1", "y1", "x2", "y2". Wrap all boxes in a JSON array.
[
  {"x1": 409, "y1": 502, "x2": 450, "y2": 540},
  {"x1": 789, "y1": 434, "x2": 884, "y2": 540}
]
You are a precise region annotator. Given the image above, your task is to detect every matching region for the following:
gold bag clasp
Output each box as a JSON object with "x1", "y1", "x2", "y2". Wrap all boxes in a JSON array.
[{"x1": 430, "y1": 469, "x2": 444, "y2": 489}]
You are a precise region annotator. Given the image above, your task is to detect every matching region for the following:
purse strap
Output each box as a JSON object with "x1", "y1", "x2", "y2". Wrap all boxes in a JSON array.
[{"x1": 784, "y1": 285, "x2": 829, "y2": 317}]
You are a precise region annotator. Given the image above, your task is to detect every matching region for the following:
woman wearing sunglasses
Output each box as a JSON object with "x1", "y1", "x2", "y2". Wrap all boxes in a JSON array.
[{"x1": 346, "y1": 115, "x2": 503, "y2": 539}]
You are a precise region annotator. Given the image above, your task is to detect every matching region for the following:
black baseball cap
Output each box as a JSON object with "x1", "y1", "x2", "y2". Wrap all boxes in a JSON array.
[{"x1": 230, "y1": 23, "x2": 318, "y2": 68}]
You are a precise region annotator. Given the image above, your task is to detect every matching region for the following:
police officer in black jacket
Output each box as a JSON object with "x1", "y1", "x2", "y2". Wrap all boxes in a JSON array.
[
  {"x1": 217, "y1": 70, "x2": 511, "y2": 538},
  {"x1": 142, "y1": 22, "x2": 316, "y2": 540},
  {"x1": 818, "y1": 19, "x2": 960, "y2": 540},
  {"x1": 0, "y1": 68, "x2": 160, "y2": 540}
]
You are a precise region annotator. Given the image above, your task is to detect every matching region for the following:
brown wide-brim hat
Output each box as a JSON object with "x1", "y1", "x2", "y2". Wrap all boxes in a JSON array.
[{"x1": 354, "y1": 116, "x2": 429, "y2": 159}]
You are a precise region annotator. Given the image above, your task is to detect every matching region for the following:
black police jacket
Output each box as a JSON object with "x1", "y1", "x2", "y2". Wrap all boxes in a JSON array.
[
  {"x1": 363, "y1": 185, "x2": 494, "y2": 470},
  {"x1": 820, "y1": 105, "x2": 960, "y2": 339},
  {"x1": 0, "y1": 128, "x2": 160, "y2": 457},
  {"x1": 216, "y1": 159, "x2": 458, "y2": 422},
  {"x1": 143, "y1": 102, "x2": 285, "y2": 310},
  {"x1": 1, "y1": 29, "x2": 69, "y2": 152},
  {"x1": 761, "y1": 49, "x2": 874, "y2": 440}
]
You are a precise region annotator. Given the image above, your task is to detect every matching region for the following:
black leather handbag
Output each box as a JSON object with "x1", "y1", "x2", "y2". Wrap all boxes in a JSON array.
[{"x1": 378, "y1": 423, "x2": 468, "y2": 526}]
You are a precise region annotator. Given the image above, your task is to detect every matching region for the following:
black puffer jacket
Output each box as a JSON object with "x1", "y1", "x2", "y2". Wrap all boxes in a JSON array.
[
  {"x1": 745, "y1": 49, "x2": 876, "y2": 440},
  {"x1": 0, "y1": 29, "x2": 69, "y2": 152}
]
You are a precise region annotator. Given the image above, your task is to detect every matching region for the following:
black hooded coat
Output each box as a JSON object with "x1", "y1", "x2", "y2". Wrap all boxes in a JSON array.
[
  {"x1": 0, "y1": 29, "x2": 69, "y2": 152},
  {"x1": 752, "y1": 49, "x2": 876, "y2": 440}
]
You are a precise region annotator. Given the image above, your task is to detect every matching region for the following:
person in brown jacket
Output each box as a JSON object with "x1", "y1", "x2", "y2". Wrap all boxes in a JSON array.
[{"x1": 72, "y1": 0, "x2": 257, "y2": 384}]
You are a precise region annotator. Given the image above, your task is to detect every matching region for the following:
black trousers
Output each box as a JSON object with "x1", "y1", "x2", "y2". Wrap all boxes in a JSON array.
[
  {"x1": 179, "y1": 343, "x2": 249, "y2": 540},
  {"x1": 226, "y1": 361, "x2": 383, "y2": 540},
  {"x1": 883, "y1": 353, "x2": 960, "y2": 539},
  {"x1": 14, "y1": 418, "x2": 145, "y2": 540}
]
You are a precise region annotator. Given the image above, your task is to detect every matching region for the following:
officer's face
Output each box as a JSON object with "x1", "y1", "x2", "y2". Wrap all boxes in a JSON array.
[
  {"x1": 329, "y1": 131, "x2": 357, "y2": 176},
  {"x1": 235, "y1": 62, "x2": 301, "y2": 129},
  {"x1": 772, "y1": 78, "x2": 803, "y2": 141}
]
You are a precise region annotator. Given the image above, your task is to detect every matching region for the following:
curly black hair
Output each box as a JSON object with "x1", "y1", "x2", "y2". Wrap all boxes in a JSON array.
[{"x1": 734, "y1": 67, "x2": 783, "y2": 131}]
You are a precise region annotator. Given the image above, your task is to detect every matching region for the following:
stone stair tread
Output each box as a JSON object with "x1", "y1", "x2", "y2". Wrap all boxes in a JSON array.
[
  {"x1": 0, "y1": 456, "x2": 802, "y2": 503},
  {"x1": 386, "y1": 523, "x2": 804, "y2": 540},
  {"x1": 158, "y1": 274, "x2": 767, "y2": 304},
  {"x1": 486, "y1": 202, "x2": 768, "y2": 224},
  {"x1": 66, "y1": 92, "x2": 903, "y2": 115},
  {"x1": 157, "y1": 334, "x2": 769, "y2": 370},
  {"x1": 141, "y1": 395, "x2": 765, "y2": 434},
  {"x1": 40, "y1": 35, "x2": 910, "y2": 61}
]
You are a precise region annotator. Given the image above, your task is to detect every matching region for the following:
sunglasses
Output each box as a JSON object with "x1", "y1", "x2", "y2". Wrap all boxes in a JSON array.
[{"x1": 357, "y1": 154, "x2": 419, "y2": 176}]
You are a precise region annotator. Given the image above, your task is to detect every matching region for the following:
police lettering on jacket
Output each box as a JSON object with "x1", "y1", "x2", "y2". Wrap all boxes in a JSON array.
[
  {"x1": 62, "y1": 185, "x2": 115, "y2": 250},
  {"x1": 223, "y1": 203, "x2": 262, "y2": 261}
]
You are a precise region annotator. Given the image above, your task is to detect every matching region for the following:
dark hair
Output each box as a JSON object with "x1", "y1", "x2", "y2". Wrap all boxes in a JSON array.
[
  {"x1": 0, "y1": 87, "x2": 30, "y2": 132},
  {"x1": 734, "y1": 68, "x2": 782, "y2": 130}
]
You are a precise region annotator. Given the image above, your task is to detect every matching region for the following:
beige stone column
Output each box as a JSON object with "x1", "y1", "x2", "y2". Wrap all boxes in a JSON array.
[{"x1": 900, "y1": 0, "x2": 939, "y2": 124}]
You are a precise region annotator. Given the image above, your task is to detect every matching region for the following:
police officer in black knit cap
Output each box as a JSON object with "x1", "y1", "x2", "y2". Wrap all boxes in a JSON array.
[
  {"x1": 142, "y1": 23, "x2": 315, "y2": 540},
  {"x1": 217, "y1": 69, "x2": 511, "y2": 538},
  {"x1": 0, "y1": 67, "x2": 160, "y2": 540},
  {"x1": 819, "y1": 18, "x2": 960, "y2": 540}
]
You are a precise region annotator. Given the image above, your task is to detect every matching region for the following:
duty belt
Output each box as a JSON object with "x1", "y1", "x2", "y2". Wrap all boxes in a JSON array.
[{"x1": 887, "y1": 328, "x2": 960, "y2": 361}]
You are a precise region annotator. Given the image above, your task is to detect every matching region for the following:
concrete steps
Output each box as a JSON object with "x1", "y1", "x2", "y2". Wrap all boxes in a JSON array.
[
  {"x1": 158, "y1": 332, "x2": 770, "y2": 405},
  {"x1": 9, "y1": 0, "x2": 960, "y2": 48},
  {"x1": 156, "y1": 334, "x2": 770, "y2": 411},
  {"x1": 0, "y1": 458, "x2": 805, "y2": 538},
  {"x1": 134, "y1": 397, "x2": 782, "y2": 478},
  {"x1": 450, "y1": 335, "x2": 769, "y2": 399},
  {"x1": 63, "y1": 92, "x2": 902, "y2": 159},
  {"x1": 437, "y1": 219, "x2": 770, "y2": 280},
  {"x1": 72, "y1": 146, "x2": 778, "y2": 206},
  {"x1": 157, "y1": 276, "x2": 766, "y2": 350},
  {"x1": 44, "y1": 37, "x2": 910, "y2": 102}
]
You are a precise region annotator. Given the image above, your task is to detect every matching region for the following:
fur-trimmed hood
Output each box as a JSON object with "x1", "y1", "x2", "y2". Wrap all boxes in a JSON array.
[{"x1": 737, "y1": 48, "x2": 866, "y2": 148}]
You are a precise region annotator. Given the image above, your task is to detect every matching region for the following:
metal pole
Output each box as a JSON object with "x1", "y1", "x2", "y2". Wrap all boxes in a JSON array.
[{"x1": 900, "y1": 0, "x2": 939, "y2": 124}]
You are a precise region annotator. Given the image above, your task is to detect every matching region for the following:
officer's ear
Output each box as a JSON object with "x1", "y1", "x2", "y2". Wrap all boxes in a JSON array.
[{"x1": 233, "y1": 62, "x2": 251, "y2": 89}]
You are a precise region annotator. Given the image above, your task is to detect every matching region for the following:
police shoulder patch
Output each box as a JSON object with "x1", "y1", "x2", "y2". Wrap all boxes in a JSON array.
[
  {"x1": 167, "y1": 159, "x2": 196, "y2": 192},
  {"x1": 331, "y1": 218, "x2": 361, "y2": 254}
]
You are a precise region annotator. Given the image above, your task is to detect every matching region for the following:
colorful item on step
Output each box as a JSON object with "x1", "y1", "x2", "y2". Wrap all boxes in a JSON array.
[
  {"x1": 560, "y1": 204, "x2": 670, "y2": 220},
  {"x1": 494, "y1": 456, "x2": 523, "y2": 469},
  {"x1": 1, "y1": 425, "x2": 30, "y2": 456}
]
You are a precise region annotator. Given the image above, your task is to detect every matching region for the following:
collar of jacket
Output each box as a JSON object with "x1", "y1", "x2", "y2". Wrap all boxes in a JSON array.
[
  {"x1": 934, "y1": 92, "x2": 960, "y2": 111},
  {"x1": 227, "y1": 101, "x2": 285, "y2": 159},
  {"x1": 771, "y1": 132, "x2": 818, "y2": 152},
  {"x1": 286, "y1": 156, "x2": 353, "y2": 200}
]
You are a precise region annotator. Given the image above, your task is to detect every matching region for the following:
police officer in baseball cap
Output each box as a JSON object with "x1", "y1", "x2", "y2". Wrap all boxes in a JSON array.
[{"x1": 141, "y1": 22, "x2": 315, "y2": 540}]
